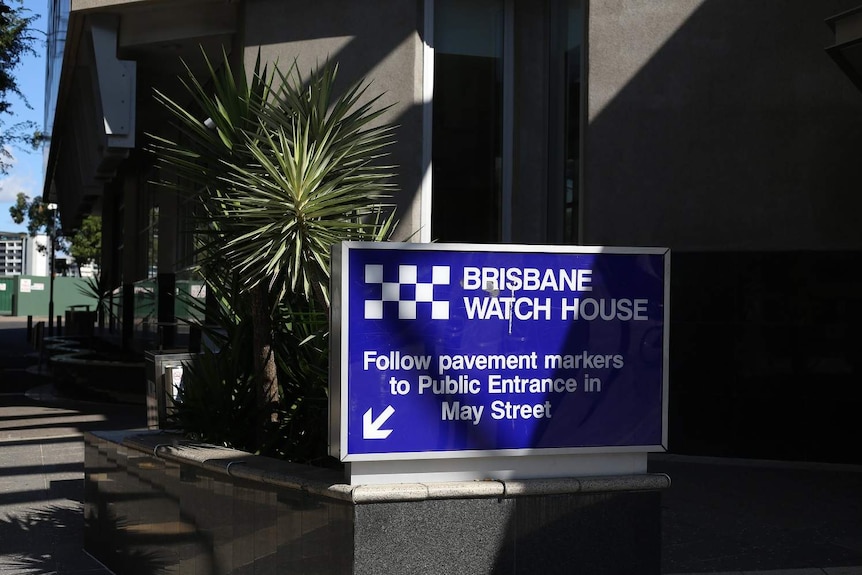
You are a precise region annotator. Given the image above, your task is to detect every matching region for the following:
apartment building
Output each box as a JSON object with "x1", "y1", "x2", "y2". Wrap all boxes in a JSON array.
[{"x1": 0, "y1": 232, "x2": 49, "y2": 276}]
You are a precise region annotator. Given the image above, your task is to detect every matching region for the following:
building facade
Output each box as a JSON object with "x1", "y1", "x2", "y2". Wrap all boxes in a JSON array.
[
  {"x1": 0, "y1": 232, "x2": 50, "y2": 276},
  {"x1": 42, "y1": 0, "x2": 862, "y2": 463}
]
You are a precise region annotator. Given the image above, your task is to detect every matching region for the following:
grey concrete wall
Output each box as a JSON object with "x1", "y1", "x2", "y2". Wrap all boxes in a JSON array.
[
  {"x1": 242, "y1": 0, "x2": 426, "y2": 242},
  {"x1": 585, "y1": 0, "x2": 862, "y2": 250}
]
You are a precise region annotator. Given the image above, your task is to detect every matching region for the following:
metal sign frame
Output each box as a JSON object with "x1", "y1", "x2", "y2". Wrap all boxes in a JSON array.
[{"x1": 330, "y1": 242, "x2": 670, "y2": 467}]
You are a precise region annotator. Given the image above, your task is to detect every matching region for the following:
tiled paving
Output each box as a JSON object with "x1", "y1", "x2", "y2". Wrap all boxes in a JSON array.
[
  {"x1": 0, "y1": 317, "x2": 145, "y2": 575},
  {"x1": 0, "y1": 432, "x2": 111, "y2": 574}
]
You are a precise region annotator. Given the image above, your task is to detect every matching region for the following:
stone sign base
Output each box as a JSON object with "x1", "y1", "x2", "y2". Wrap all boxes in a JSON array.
[{"x1": 84, "y1": 431, "x2": 668, "y2": 574}]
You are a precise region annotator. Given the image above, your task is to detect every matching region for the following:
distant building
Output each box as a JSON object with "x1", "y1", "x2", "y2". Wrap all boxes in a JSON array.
[
  {"x1": 0, "y1": 232, "x2": 50, "y2": 276},
  {"x1": 54, "y1": 257, "x2": 99, "y2": 278}
]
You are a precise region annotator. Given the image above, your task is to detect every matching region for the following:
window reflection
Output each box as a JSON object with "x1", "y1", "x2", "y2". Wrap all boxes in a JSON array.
[{"x1": 563, "y1": 0, "x2": 583, "y2": 244}]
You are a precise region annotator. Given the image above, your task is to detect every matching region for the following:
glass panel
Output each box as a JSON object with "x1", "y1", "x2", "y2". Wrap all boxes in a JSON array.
[
  {"x1": 45, "y1": 0, "x2": 70, "y2": 173},
  {"x1": 432, "y1": 0, "x2": 504, "y2": 243},
  {"x1": 147, "y1": 204, "x2": 159, "y2": 279},
  {"x1": 563, "y1": 0, "x2": 583, "y2": 244}
]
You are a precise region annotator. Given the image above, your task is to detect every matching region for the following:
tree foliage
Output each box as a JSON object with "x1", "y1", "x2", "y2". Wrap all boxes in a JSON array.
[
  {"x1": 9, "y1": 191, "x2": 50, "y2": 235},
  {"x1": 68, "y1": 215, "x2": 102, "y2": 267},
  {"x1": 0, "y1": 0, "x2": 39, "y2": 174},
  {"x1": 8, "y1": 192, "x2": 69, "y2": 258},
  {"x1": 151, "y1": 52, "x2": 396, "y2": 311},
  {"x1": 8, "y1": 193, "x2": 101, "y2": 265}
]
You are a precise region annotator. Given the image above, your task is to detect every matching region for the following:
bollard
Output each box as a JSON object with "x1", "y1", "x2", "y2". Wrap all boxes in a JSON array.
[
  {"x1": 27, "y1": 315, "x2": 33, "y2": 342},
  {"x1": 34, "y1": 322, "x2": 44, "y2": 364},
  {"x1": 188, "y1": 324, "x2": 202, "y2": 353},
  {"x1": 37, "y1": 321, "x2": 49, "y2": 368},
  {"x1": 57, "y1": 315, "x2": 62, "y2": 336}
]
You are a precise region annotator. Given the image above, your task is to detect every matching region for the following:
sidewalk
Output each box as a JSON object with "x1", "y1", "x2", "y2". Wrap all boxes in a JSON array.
[
  {"x1": 0, "y1": 316, "x2": 861, "y2": 574},
  {"x1": 0, "y1": 317, "x2": 146, "y2": 574},
  {"x1": 651, "y1": 453, "x2": 862, "y2": 575}
]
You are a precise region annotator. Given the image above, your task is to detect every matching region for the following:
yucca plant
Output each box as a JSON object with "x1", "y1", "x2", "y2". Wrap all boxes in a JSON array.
[
  {"x1": 149, "y1": 50, "x2": 396, "y2": 454},
  {"x1": 75, "y1": 273, "x2": 116, "y2": 330},
  {"x1": 172, "y1": 253, "x2": 329, "y2": 460}
]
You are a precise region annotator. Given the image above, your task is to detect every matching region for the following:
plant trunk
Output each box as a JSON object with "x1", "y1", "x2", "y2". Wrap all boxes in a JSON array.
[{"x1": 251, "y1": 284, "x2": 279, "y2": 432}]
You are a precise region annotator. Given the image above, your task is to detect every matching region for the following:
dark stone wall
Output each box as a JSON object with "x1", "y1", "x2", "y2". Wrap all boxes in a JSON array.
[
  {"x1": 84, "y1": 433, "x2": 353, "y2": 574},
  {"x1": 354, "y1": 491, "x2": 661, "y2": 575},
  {"x1": 669, "y1": 251, "x2": 862, "y2": 463},
  {"x1": 84, "y1": 433, "x2": 664, "y2": 574}
]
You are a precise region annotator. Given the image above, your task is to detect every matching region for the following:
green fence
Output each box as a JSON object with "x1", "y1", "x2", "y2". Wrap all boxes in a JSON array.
[
  {"x1": 123, "y1": 278, "x2": 206, "y2": 327},
  {"x1": 3, "y1": 275, "x2": 205, "y2": 329},
  {"x1": 0, "y1": 277, "x2": 14, "y2": 315},
  {"x1": 6, "y1": 275, "x2": 98, "y2": 317}
]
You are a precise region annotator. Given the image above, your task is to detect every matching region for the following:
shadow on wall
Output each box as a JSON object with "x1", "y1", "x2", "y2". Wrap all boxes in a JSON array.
[
  {"x1": 585, "y1": 0, "x2": 862, "y2": 249},
  {"x1": 584, "y1": 0, "x2": 862, "y2": 466},
  {"x1": 248, "y1": 1, "x2": 426, "y2": 242},
  {"x1": 669, "y1": 251, "x2": 862, "y2": 464}
]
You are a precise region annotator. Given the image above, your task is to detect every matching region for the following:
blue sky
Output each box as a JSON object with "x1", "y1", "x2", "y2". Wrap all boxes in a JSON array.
[{"x1": 0, "y1": 0, "x2": 47, "y2": 235}]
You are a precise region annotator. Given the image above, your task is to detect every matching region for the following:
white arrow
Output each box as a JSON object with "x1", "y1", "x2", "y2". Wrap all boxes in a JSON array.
[{"x1": 363, "y1": 406, "x2": 395, "y2": 439}]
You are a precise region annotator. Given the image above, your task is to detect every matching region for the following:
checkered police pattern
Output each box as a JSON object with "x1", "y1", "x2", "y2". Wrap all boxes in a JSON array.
[{"x1": 364, "y1": 264, "x2": 450, "y2": 320}]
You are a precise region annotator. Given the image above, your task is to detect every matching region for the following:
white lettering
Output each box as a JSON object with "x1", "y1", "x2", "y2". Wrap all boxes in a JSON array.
[
  {"x1": 543, "y1": 352, "x2": 625, "y2": 370},
  {"x1": 461, "y1": 268, "x2": 594, "y2": 293},
  {"x1": 438, "y1": 352, "x2": 538, "y2": 374},
  {"x1": 442, "y1": 401, "x2": 484, "y2": 424},
  {"x1": 490, "y1": 400, "x2": 553, "y2": 420},
  {"x1": 488, "y1": 374, "x2": 578, "y2": 394},
  {"x1": 463, "y1": 297, "x2": 554, "y2": 320},
  {"x1": 363, "y1": 350, "x2": 433, "y2": 371},
  {"x1": 419, "y1": 375, "x2": 481, "y2": 395},
  {"x1": 560, "y1": 298, "x2": 650, "y2": 321}
]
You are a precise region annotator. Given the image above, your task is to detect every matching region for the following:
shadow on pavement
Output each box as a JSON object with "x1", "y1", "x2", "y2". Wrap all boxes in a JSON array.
[
  {"x1": 0, "y1": 318, "x2": 148, "y2": 574},
  {"x1": 650, "y1": 454, "x2": 862, "y2": 573}
]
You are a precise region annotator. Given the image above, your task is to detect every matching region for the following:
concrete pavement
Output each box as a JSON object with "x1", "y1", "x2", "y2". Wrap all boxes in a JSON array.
[
  {"x1": 650, "y1": 453, "x2": 862, "y2": 575},
  {"x1": 0, "y1": 317, "x2": 145, "y2": 574}
]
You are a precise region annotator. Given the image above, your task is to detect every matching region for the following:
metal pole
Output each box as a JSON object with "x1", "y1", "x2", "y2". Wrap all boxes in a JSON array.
[{"x1": 47, "y1": 203, "x2": 57, "y2": 337}]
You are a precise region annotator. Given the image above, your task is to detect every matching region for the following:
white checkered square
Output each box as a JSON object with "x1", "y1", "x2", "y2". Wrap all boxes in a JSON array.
[
  {"x1": 365, "y1": 300, "x2": 384, "y2": 319},
  {"x1": 431, "y1": 301, "x2": 450, "y2": 320},
  {"x1": 415, "y1": 283, "x2": 434, "y2": 302},
  {"x1": 365, "y1": 264, "x2": 383, "y2": 283},
  {"x1": 363, "y1": 263, "x2": 451, "y2": 320},
  {"x1": 399, "y1": 300, "x2": 417, "y2": 319},
  {"x1": 432, "y1": 266, "x2": 450, "y2": 284},
  {"x1": 399, "y1": 265, "x2": 417, "y2": 283},
  {"x1": 381, "y1": 282, "x2": 400, "y2": 301}
]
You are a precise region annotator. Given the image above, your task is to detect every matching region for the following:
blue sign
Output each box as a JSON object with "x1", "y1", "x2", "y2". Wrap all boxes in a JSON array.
[{"x1": 330, "y1": 243, "x2": 669, "y2": 462}]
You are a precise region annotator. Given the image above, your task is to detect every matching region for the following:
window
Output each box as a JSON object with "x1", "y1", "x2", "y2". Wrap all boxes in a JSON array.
[
  {"x1": 561, "y1": 0, "x2": 583, "y2": 243},
  {"x1": 429, "y1": 0, "x2": 584, "y2": 244},
  {"x1": 431, "y1": 0, "x2": 505, "y2": 243}
]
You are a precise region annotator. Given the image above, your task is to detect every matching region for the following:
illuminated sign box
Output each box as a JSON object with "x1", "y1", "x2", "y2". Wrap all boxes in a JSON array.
[{"x1": 330, "y1": 243, "x2": 669, "y2": 470}]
